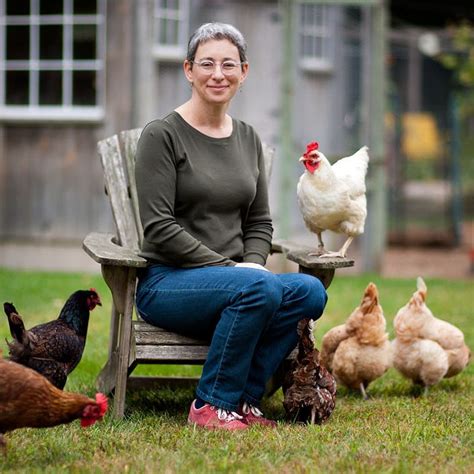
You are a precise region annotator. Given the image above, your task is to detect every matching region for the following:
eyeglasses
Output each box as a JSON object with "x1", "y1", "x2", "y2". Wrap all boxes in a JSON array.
[{"x1": 191, "y1": 60, "x2": 245, "y2": 76}]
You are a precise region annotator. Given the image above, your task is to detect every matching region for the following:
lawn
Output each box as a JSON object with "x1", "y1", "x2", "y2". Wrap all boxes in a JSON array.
[{"x1": 0, "y1": 268, "x2": 472, "y2": 473}]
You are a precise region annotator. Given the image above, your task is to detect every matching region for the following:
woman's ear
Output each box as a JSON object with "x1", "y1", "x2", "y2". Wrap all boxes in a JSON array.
[
  {"x1": 183, "y1": 60, "x2": 193, "y2": 83},
  {"x1": 240, "y1": 62, "x2": 249, "y2": 84}
]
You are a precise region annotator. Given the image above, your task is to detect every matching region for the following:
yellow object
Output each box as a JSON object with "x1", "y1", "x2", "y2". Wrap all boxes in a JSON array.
[{"x1": 402, "y1": 113, "x2": 442, "y2": 160}]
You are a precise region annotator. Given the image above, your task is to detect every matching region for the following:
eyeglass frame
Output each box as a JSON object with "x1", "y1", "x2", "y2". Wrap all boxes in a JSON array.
[{"x1": 190, "y1": 59, "x2": 247, "y2": 76}]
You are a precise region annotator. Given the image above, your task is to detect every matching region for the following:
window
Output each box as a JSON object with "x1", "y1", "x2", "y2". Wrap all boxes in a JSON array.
[
  {"x1": 299, "y1": 3, "x2": 335, "y2": 72},
  {"x1": 153, "y1": 0, "x2": 190, "y2": 61},
  {"x1": 0, "y1": 0, "x2": 106, "y2": 122}
]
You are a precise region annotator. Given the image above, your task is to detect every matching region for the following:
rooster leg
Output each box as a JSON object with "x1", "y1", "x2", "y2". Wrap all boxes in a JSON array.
[
  {"x1": 318, "y1": 236, "x2": 354, "y2": 259},
  {"x1": 310, "y1": 406, "x2": 316, "y2": 425},
  {"x1": 359, "y1": 382, "x2": 369, "y2": 400}
]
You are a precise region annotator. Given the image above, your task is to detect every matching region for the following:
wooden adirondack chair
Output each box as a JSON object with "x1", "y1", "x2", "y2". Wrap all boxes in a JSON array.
[{"x1": 83, "y1": 128, "x2": 354, "y2": 418}]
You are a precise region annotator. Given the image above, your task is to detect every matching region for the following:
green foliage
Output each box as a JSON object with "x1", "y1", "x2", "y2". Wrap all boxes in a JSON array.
[
  {"x1": 0, "y1": 269, "x2": 473, "y2": 473},
  {"x1": 438, "y1": 22, "x2": 474, "y2": 119}
]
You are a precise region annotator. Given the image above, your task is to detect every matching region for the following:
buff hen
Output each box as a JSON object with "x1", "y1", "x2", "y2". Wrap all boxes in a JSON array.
[
  {"x1": 392, "y1": 277, "x2": 470, "y2": 393},
  {"x1": 321, "y1": 282, "x2": 392, "y2": 398}
]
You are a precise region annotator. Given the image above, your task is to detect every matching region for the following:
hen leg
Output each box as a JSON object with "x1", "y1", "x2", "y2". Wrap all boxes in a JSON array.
[
  {"x1": 359, "y1": 382, "x2": 369, "y2": 400},
  {"x1": 0, "y1": 433, "x2": 6, "y2": 456},
  {"x1": 308, "y1": 232, "x2": 326, "y2": 256},
  {"x1": 310, "y1": 406, "x2": 316, "y2": 425},
  {"x1": 319, "y1": 236, "x2": 354, "y2": 259}
]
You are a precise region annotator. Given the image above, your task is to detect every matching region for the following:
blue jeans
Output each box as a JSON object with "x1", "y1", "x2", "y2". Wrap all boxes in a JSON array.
[{"x1": 136, "y1": 264, "x2": 327, "y2": 412}]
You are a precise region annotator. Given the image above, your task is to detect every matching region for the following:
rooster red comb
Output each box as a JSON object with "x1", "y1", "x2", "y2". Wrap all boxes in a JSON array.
[
  {"x1": 303, "y1": 141, "x2": 319, "y2": 159},
  {"x1": 90, "y1": 287, "x2": 98, "y2": 293}
]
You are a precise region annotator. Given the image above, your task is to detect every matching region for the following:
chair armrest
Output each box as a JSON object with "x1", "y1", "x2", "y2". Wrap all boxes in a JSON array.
[
  {"x1": 271, "y1": 238, "x2": 354, "y2": 269},
  {"x1": 82, "y1": 232, "x2": 148, "y2": 267}
]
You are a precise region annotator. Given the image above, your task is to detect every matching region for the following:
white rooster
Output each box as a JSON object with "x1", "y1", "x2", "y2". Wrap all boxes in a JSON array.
[{"x1": 297, "y1": 142, "x2": 370, "y2": 258}]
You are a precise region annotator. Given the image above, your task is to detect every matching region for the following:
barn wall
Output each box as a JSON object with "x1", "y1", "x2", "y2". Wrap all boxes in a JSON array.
[{"x1": 0, "y1": 0, "x2": 134, "y2": 242}]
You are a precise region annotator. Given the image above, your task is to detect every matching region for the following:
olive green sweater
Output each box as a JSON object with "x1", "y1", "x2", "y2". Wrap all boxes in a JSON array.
[{"x1": 135, "y1": 112, "x2": 273, "y2": 268}]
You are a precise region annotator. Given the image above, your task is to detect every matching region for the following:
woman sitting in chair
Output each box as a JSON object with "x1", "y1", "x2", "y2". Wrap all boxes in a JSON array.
[{"x1": 135, "y1": 22, "x2": 327, "y2": 430}]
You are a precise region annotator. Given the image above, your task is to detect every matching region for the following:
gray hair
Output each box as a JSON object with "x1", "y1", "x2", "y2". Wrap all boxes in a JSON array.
[{"x1": 186, "y1": 22, "x2": 248, "y2": 63}]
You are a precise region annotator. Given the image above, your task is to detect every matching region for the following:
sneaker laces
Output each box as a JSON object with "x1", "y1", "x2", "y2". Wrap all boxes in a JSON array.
[
  {"x1": 216, "y1": 408, "x2": 244, "y2": 422},
  {"x1": 242, "y1": 401, "x2": 263, "y2": 418}
]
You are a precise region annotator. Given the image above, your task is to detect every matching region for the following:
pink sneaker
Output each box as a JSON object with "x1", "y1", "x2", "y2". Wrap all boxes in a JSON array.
[
  {"x1": 187, "y1": 400, "x2": 248, "y2": 431},
  {"x1": 241, "y1": 402, "x2": 277, "y2": 427}
]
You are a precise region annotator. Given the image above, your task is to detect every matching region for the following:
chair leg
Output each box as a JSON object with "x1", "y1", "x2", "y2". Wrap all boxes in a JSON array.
[
  {"x1": 112, "y1": 268, "x2": 136, "y2": 418},
  {"x1": 96, "y1": 303, "x2": 121, "y2": 394}
]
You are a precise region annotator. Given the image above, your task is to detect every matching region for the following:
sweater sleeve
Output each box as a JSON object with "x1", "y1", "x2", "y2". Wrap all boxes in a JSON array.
[
  {"x1": 135, "y1": 121, "x2": 235, "y2": 267},
  {"x1": 242, "y1": 140, "x2": 274, "y2": 265}
]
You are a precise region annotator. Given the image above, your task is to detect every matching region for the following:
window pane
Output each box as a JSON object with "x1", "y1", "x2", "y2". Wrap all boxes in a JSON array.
[
  {"x1": 6, "y1": 26, "x2": 30, "y2": 60},
  {"x1": 5, "y1": 71, "x2": 29, "y2": 105},
  {"x1": 40, "y1": 25, "x2": 63, "y2": 60},
  {"x1": 39, "y1": 71, "x2": 62, "y2": 105},
  {"x1": 40, "y1": 0, "x2": 63, "y2": 15},
  {"x1": 73, "y1": 24, "x2": 97, "y2": 59},
  {"x1": 6, "y1": 0, "x2": 30, "y2": 15},
  {"x1": 73, "y1": 70, "x2": 96, "y2": 105},
  {"x1": 73, "y1": 0, "x2": 97, "y2": 14}
]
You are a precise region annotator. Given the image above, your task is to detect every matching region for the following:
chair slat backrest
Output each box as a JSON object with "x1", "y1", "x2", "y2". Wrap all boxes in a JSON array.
[
  {"x1": 98, "y1": 128, "x2": 275, "y2": 251},
  {"x1": 98, "y1": 135, "x2": 140, "y2": 250}
]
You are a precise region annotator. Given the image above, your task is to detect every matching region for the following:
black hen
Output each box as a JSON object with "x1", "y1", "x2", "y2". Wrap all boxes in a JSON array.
[
  {"x1": 283, "y1": 318, "x2": 337, "y2": 424},
  {"x1": 3, "y1": 289, "x2": 101, "y2": 389}
]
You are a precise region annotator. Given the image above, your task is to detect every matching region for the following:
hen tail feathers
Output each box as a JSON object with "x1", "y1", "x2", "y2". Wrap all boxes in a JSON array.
[{"x1": 3, "y1": 302, "x2": 26, "y2": 343}]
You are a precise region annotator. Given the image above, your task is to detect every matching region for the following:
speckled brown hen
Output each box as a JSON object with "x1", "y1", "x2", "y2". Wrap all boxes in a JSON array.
[
  {"x1": 4, "y1": 289, "x2": 101, "y2": 389},
  {"x1": 283, "y1": 318, "x2": 337, "y2": 424}
]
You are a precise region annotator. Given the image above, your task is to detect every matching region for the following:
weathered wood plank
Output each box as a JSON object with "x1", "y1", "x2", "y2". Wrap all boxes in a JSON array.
[
  {"x1": 82, "y1": 232, "x2": 147, "y2": 267},
  {"x1": 272, "y1": 238, "x2": 354, "y2": 269},
  {"x1": 135, "y1": 345, "x2": 209, "y2": 363},
  {"x1": 135, "y1": 331, "x2": 209, "y2": 345},
  {"x1": 120, "y1": 128, "x2": 144, "y2": 246},
  {"x1": 98, "y1": 135, "x2": 140, "y2": 250}
]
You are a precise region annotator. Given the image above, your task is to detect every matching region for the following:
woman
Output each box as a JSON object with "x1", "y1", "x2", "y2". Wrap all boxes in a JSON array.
[{"x1": 135, "y1": 22, "x2": 327, "y2": 430}]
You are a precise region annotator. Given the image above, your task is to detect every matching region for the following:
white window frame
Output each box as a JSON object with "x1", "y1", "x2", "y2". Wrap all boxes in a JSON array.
[
  {"x1": 0, "y1": 0, "x2": 106, "y2": 122},
  {"x1": 152, "y1": 0, "x2": 190, "y2": 62},
  {"x1": 298, "y1": 2, "x2": 335, "y2": 73}
]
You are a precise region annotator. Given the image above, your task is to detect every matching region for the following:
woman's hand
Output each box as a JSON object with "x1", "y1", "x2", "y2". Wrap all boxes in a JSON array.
[{"x1": 235, "y1": 262, "x2": 270, "y2": 272}]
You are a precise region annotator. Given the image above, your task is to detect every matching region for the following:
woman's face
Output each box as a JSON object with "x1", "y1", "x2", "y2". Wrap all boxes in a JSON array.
[{"x1": 184, "y1": 39, "x2": 248, "y2": 106}]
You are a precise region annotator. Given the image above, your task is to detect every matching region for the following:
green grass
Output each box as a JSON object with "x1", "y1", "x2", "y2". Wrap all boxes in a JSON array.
[{"x1": 0, "y1": 268, "x2": 473, "y2": 473}]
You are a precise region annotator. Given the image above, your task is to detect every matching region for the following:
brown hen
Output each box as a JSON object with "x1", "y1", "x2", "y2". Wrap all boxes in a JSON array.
[
  {"x1": 283, "y1": 318, "x2": 337, "y2": 424},
  {"x1": 0, "y1": 352, "x2": 107, "y2": 453}
]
